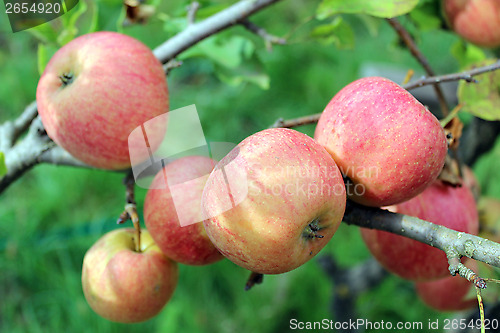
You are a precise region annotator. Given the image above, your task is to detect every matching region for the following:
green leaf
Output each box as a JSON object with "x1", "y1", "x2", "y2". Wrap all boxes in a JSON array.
[
  {"x1": 310, "y1": 16, "x2": 354, "y2": 49},
  {"x1": 217, "y1": 68, "x2": 270, "y2": 90},
  {"x1": 57, "y1": 0, "x2": 88, "y2": 45},
  {"x1": 0, "y1": 152, "x2": 7, "y2": 178},
  {"x1": 317, "y1": 0, "x2": 419, "y2": 19},
  {"x1": 451, "y1": 40, "x2": 487, "y2": 69},
  {"x1": 28, "y1": 22, "x2": 59, "y2": 44},
  {"x1": 180, "y1": 35, "x2": 255, "y2": 69},
  {"x1": 457, "y1": 59, "x2": 500, "y2": 121},
  {"x1": 409, "y1": 0, "x2": 442, "y2": 31},
  {"x1": 37, "y1": 43, "x2": 59, "y2": 75}
]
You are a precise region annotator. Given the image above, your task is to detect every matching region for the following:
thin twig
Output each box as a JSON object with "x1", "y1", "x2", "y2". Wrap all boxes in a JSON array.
[
  {"x1": 163, "y1": 59, "x2": 183, "y2": 75},
  {"x1": 153, "y1": 0, "x2": 283, "y2": 63},
  {"x1": 240, "y1": 19, "x2": 286, "y2": 51},
  {"x1": 403, "y1": 60, "x2": 500, "y2": 90},
  {"x1": 187, "y1": 1, "x2": 200, "y2": 25},
  {"x1": 387, "y1": 18, "x2": 450, "y2": 116},
  {"x1": 269, "y1": 113, "x2": 321, "y2": 128}
]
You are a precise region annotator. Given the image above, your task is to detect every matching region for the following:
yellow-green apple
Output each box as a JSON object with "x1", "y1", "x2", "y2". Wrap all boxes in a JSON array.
[
  {"x1": 360, "y1": 180, "x2": 479, "y2": 281},
  {"x1": 443, "y1": 0, "x2": 500, "y2": 48},
  {"x1": 415, "y1": 260, "x2": 478, "y2": 312},
  {"x1": 81, "y1": 228, "x2": 178, "y2": 323},
  {"x1": 314, "y1": 76, "x2": 448, "y2": 207},
  {"x1": 144, "y1": 155, "x2": 224, "y2": 265},
  {"x1": 36, "y1": 31, "x2": 168, "y2": 170},
  {"x1": 202, "y1": 128, "x2": 346, "y2": 274}
]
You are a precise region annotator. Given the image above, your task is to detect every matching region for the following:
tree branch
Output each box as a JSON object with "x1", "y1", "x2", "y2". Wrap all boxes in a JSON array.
[
  {"x1": 387, "y1": 18, "x2": 450, "y2": 117},
  {"x1": 403, "y1": 60, "x2": 500, "y2": 90},
  {"x1": 186, "y1": 1, "x2": 200, "y2": 25},
  {"x1": 0, "y1": 115, "x2": 90, "y2": 193},
  {"x1": 0, "y1": 101, "x2": 38, "y2": 151},
  {"x1": 343, "y1": 200, "x2": 500, "y2": 276},
  {"x1": 153, "y1": 0, "x2": 283, "y2": 64},
  {"x1": 240, "y1": 19, "x2": 286, "y2": 51}
]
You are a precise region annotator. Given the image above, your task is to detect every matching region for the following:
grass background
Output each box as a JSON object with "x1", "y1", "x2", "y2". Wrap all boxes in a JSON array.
[{"x1": 1, "y1": 1, "x2": 500, "y2": 332}]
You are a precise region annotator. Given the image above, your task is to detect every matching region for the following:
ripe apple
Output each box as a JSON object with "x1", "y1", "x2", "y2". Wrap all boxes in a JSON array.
[
  {"x1": 360, "y1": 180, "x2": 479, "y2": 281},
  {"x1": 144, "y1": 155, "x2": 224, "y2": 265},
  {"x1": 36, "y1": 31, "x2": 168, "y2": 170},
  {"x1": 81, "y1": 228, "x2": 178, "y2": 323},
  {"x1": 314, "y1": 76, "x2": 448, "y2": 207},
  {"x1": 202, "y1": 128, "x2": 346, "y2": 274},
  {"x1": 443, "y1": 0, "x2": 500, "y2": 48},
  {"x1": 415, "y1": 260, "x2": 478, "y2": 312}
]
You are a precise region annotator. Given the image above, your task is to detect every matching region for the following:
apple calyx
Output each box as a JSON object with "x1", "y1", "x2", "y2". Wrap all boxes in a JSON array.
[
  {"x1": 303, "y1": 218, "x2": 325, "y2": 239},
  {"x1": 59, "y1": 72, "x2": 74, "y2": 86}
]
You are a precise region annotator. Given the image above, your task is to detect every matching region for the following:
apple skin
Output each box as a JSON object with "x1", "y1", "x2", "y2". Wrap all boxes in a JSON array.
[
  {"x1": 81, "y1": 228, "x2": 178, "y2": 323},
  {"x1": 144, "y1": 156, "x2": 224, "y2": 265},
  {"x1": 314, "y1": 77, "x2": 448, "y2": 207},
  {"x1": 36, "y1": 31, "x2": 168, "y2": 170},
  {"x1": 360, "y1": 180, "x2": 479, "y2": 281},
  {"x1": 444, "y1": 0, "x2": 500, "y2": 48},
  {"x1": 415, "y1": 260, "x2": 478, "y2": 312},
  {"x1": 202, "y1": 128, "x2": 346, "y2": 274}
]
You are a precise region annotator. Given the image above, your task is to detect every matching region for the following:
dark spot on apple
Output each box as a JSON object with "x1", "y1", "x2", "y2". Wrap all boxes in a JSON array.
[
  {"x1": 303, "y1": 218, "x2": 324, "y2": 239},
  {"x1": 59, "y1": 72, "x2": 74, "y2": 86}
]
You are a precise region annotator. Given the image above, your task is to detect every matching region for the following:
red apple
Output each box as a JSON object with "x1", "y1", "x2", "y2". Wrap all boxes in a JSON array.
[
  {"x1": 360, "y1": 180, "x2": 479, "y2": 281},
  {"x1": 144, "y1": 155, "x2": 224, "y2": 265},
  {"x1": 36, "y1": 31, "x2": 168, "y2": 170},
  {"x1": 444, "y1": 0, "x2": 500, "y2": 48},
  {"x1": 415, "y1": 260, "x2": 478, "y2": 311},
  {"x1": 202, "y1": 128, "x2": 346, "y2": 274},
  {"x1": 81, "y1": 228, "x2": 178, "y2": 323},
  {"x1": 314, "y1": 76, "x2": 448, "y2": 207}
]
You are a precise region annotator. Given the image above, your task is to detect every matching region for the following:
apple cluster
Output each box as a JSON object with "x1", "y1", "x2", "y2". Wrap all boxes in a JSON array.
[{"x1": 37, "y1": 30, "x2": 481, "y2": 322}]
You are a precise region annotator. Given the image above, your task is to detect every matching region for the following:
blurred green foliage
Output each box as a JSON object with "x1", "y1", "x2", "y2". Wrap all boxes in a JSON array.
[{"x1": 1, "y1": 0, "x2": 500, "y2": 332}]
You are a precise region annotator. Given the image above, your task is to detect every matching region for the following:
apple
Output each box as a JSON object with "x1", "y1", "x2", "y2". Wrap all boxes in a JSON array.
[
  {"x1": 36, "y1": 31, "x2": 168, "y2": 170},
  {"x1": 144, "y1": 155, "x2": 224, "y2": 265},
  {"x1": 314, "y1": 76, "x2": 448, "y2": 207},
  {"x1": 443, "y1": 0, "x2": 500, "y2": 48},
  {"x1": 81, "y1": 228, "x2": 178, "y2": 323},
  {"x1": 202, "y1": 128, "x2": 346, "y2": 274},
  {"x1": 360, "y1": 180, "x2": 479, "y2": 281},
  {"x1": 415, "y1": 260, "x2": 478, "y2": 312}
]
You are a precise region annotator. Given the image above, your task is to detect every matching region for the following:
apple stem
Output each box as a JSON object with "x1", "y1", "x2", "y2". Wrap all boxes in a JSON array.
[
  {"x1": 245, "y1": 272, "x2": 264, "y2": 291},
  {"x1": 59, "y1": 72, "x2": 74, "y2": 86},
  {"x1": 125, "y1": 203, "x2": 141, "y2": 252},
  {"x1": 117, "y1": 170, "x2": 142, "y2": 252}
]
